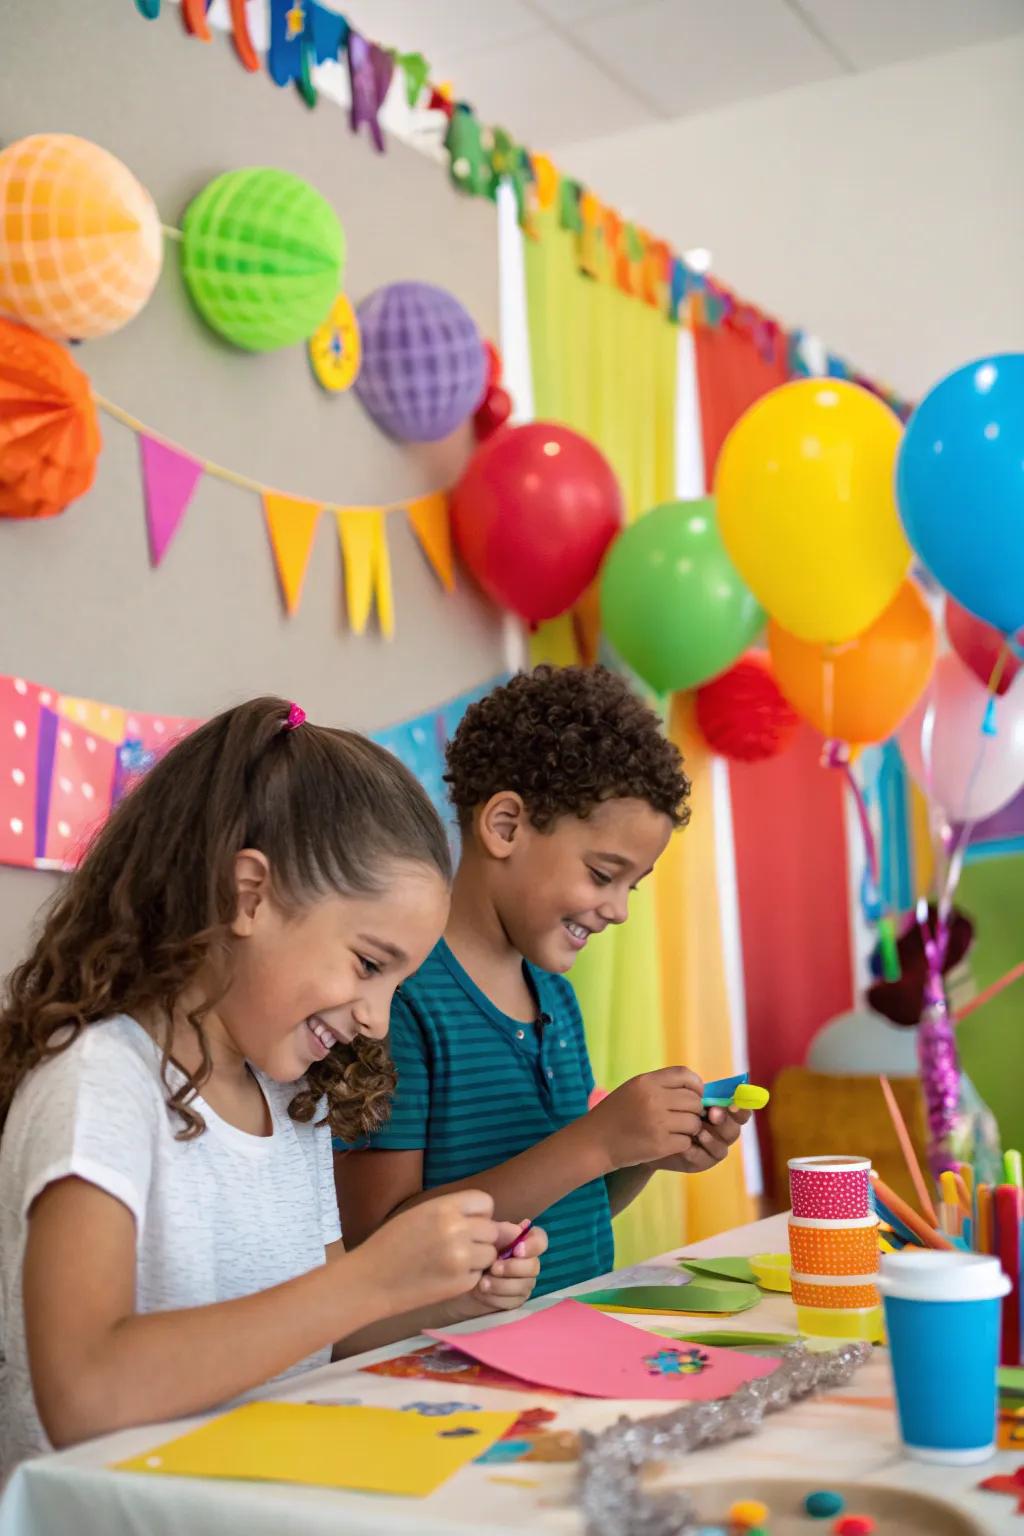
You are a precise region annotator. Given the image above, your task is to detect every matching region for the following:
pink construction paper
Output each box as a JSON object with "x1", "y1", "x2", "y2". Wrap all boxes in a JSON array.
[
  {"x1": 139, "y1": 435, "x2": 204, "y2": 567},
  {"x1": 427, "y1": 1299, "x2": 780, "y2": 1402}
]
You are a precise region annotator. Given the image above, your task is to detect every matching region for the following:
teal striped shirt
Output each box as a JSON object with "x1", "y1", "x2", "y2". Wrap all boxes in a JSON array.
[{"x1": 366, "y1": 940, "x2": 613, "y2": 1296}]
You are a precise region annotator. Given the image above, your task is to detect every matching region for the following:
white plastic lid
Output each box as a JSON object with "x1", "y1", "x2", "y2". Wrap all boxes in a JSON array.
[
  {"x1": 789, "y1": 1213, "x2": 878, "y2": 1230},
  {"x1": 878, "y1": 1251, "x2": 1011, "y2": 1303},
  {"x1": 788, "y1": 1155, "x2": 871, "y2": 1172}
]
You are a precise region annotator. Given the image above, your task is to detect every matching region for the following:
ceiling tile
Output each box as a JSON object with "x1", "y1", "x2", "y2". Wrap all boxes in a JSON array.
[
  {"x1": 338, "y1": 0, "x2": 543, "y2": 69},
  {"x1": 528, "y1": 0, "x2": 638, "y2": 23},
  {"x1": 445, "y1": 30, "x2": 657, "y2": 147},
  {"x1": 575, "y1": 0, "x2": 845, "y2": 121},
  {"x1": 796, "y1": 0, "x2": 1024, "y2": 71}
]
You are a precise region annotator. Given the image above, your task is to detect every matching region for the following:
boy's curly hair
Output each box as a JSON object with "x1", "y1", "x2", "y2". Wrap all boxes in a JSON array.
[{"x1": 445, "y1": 665, "x2": 690, "y2": 831}]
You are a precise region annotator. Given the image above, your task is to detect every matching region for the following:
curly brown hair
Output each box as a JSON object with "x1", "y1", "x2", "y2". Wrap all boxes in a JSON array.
[
  {"x1": 0, "y1": 698, "x2": 451, "y2": 1141},
  {"x1": 445, "y1": 665, "x2": 691, "y2": 831}
]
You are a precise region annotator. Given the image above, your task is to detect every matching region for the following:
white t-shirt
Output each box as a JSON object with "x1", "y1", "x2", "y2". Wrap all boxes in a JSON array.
[{"x1": 0, "y1": 1015, "x2": 341, "y2": 1479}]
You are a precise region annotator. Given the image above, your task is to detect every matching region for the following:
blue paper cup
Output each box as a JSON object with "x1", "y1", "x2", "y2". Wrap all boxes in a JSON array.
[{"x1": 879, "y1": 1252, "x2": 1010, "y2": 1464}]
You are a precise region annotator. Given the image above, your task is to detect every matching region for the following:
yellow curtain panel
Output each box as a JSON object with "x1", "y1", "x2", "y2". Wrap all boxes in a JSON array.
[{"x1": 522, "y1": 208, "x2": 751, "y2": 1263}]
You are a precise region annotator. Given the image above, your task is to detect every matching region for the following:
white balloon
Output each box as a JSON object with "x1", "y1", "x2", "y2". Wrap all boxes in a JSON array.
[{"x1": 898, "y1": 652, "x2": 1024, "y2": 821}]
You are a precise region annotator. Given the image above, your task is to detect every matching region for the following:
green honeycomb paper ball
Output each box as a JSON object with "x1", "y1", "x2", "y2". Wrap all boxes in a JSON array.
[{"x1": 181, "y1": 168, "x2": 345, "y2": 351}]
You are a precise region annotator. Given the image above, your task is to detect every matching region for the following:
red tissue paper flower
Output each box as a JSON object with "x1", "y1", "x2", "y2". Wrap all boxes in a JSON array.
[
  {"x1": 0, "y1": 317, "x2": 101, "y2": 520},
  {"x1": 695, "y1": 651, "x2": 798, "y2": 764}
]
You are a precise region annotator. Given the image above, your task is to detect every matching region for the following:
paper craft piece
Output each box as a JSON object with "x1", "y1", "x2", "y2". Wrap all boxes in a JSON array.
[
  {"x1": 406, "y1": 492, "x2": 455, "y2": 592},
  {"x1": 43, "y1": 716, "x2": 117, "y2": 867},
  {"x1": 999, "y1": 1365, "x2": 1024, "y2": 1396},
  {"x1": 364, "y1": 1341, "x2": 567, "y2": 1396},
  {"x1": 701, "y1": 1072, "x2": 747, "y2": 1107},
  {"x1": 114, "y1": 1401, "x2": 518, "y2": 1497},
  {"x1": 580, "y1": 1282, "x2": 761, "y2": 1317},
  {"x1": 263, "y1": 493, "x2": 322, "y2": 615},
  {"x1": 0, "y1": 677, "x2": 46, "y2": 866},
  {"x1": 335, "y1": 507, "x2": 395, "y2": 637},
  {"x1": 671, "y1": 1330, "x2": 799, "y2": 1351},
  {"x1": 428, "y1": 1299, "x2": 778, "y2": 1401},
  {"x1": 679, "y1": 1256, "x2": 756, "y2": 1285},
  {"x1": 139, "y1": 436, "x2": 204, "y2": 567}
]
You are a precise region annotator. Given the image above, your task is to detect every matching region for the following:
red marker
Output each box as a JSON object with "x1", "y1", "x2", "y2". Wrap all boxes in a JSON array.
[
  {"x1": 995, "y1": 1184, "x2": 1021, "y2": 1367},
  {"x1": 497, "y1": 1221, "x2": 533, "y2": 1261}
]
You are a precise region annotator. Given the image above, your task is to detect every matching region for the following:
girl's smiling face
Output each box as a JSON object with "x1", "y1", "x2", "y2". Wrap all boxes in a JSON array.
[{"x1": 215, "y1": 852, "x2": 450, "y2": 1082}]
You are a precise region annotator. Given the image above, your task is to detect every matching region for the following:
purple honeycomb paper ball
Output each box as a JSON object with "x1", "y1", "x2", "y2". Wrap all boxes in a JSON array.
[{"x1": 354, "y1": 282, "x2": 486, "y2": 443}]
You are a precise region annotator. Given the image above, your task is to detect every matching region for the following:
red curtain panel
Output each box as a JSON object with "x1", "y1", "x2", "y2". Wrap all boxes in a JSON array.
[
  {"x1": 729, "y1": 724, "x2": 855, "y2": 1187},
  {"x1": 694, "y1": 318, "x2": 790, "y2": 488}
]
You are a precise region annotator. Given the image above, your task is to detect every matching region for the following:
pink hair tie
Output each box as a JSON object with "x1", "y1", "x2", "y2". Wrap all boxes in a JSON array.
[{"x1": 283, "y1": 702, "x2": 306, "y2": 732}]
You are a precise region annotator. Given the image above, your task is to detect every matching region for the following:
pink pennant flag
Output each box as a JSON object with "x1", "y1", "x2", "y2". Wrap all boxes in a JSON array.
[{"x1": 139, "y1": 436, "x2": 204, "y2": 567}]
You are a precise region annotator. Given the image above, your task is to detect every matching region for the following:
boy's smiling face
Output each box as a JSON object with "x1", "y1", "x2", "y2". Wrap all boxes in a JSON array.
[{"x1": 484, "y1": 796, "x2": 674, "y2": 975}]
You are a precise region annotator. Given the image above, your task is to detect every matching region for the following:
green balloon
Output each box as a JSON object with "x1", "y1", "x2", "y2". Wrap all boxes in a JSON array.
[
  {"x1": 601, "y1": 498, "x2": 764, "y2": 693},
  {"x1": 182, "y1": 168, "x2": 345, "y2": 351}
]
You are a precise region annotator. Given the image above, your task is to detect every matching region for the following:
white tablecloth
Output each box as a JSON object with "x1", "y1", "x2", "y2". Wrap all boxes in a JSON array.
[{"x1": 0, "y1": 1214, "x2": 1013, "y2": 1534}]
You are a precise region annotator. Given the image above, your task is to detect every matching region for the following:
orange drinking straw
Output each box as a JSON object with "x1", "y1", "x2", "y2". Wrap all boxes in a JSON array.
[
  {"x1": 870, "y1": 1172, "x2": 955, "y2": 1251},
  {"x1": 878, "y1": 1074, "x2": 938, "y2": 1226},
  {"x1": 977, "y1": 1185, "x2": 994, "y2": 1255}
]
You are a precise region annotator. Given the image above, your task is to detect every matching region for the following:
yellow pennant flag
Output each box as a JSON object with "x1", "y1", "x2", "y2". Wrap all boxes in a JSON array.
[
  {"x1": 406, "y1": 491, "x2": 454, "y2": 592},
  {"x1": 262, "y1": 494, "x2": 322, "y2": 615},
  {"x1": 335, "y1": 507, "x2": 395, "y2": 638}
]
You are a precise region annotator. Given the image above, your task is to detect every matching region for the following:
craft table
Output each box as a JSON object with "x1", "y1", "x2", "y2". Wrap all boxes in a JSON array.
[{"x1": 0, "y1": 1214, "x2": 1014, "y2": 1535}]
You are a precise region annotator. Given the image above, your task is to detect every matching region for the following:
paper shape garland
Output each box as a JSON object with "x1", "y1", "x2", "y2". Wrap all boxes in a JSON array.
[
  {"x1": 406, "y1": 491, "x2": 455, "y2": 592},
  {"x1": 0, "y1": 671, "x2": 505, "y2": 874},
  {"x1": 308, "y1": 294, "x2": 361, "y2": 392},
  {"x1": 0, "y1": 134, "x2": 162, "y2": 341},
  {"x1": 138, "y1": 436, "x2": 203, "y2": 566},
  {"x1": 335, "y1": 508, "x2": 394, "y2": 637},
  {"x1": 580, "y1": 1282, "x2": 761, "y2": 1317},
  {"x1": 427, "y1": 1299, "x2": 779, "y2": 1401},
  {"x1": 262, "y1": 493, "x2": 323, "y2": 614},
  {"x1": 181, "y1": 168, "x2": 345, "y2": 351},
  {"x1": 114, "y1": 1400, "x2": 517, "y2": 1497},
  {"x1": 0, "y1": 319, "x2": 101, "y2": 520}
]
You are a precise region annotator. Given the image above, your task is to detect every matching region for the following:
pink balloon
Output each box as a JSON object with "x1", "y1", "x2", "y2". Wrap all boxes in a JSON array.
[{"x1": 897, "y1": 651, "x2": 1024, "y2": 821}]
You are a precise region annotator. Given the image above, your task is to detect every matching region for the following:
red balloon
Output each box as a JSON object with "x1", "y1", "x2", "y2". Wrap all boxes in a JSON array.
[
  {"x1": 945, "y1": 596, "x2": 1022, "y2": 696},
  {"x1": 451, "y1": 422, "x2": 623, "y2": 624},
  {"x1": 473, "y1": 384, "x2": 512, "y2": 440}
]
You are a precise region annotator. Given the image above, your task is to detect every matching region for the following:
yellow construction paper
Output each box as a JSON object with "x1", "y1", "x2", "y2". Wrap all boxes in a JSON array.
[
  {"x1": 335, "y1": 506, "x2": 395, "y2": 637},
  {"x1": 114, "y1": 1401, "x2": 518, "y2": 1497}
]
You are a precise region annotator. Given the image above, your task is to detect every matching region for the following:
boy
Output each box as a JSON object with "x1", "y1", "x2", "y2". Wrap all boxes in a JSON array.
[{"x1": 336, "y1": 666, "x2": 748, "y2": 1294}]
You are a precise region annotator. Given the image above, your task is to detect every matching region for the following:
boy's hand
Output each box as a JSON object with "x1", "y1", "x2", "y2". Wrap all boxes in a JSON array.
[
  {"x1": 448, "y1": 1222, "x2": 549, "y2": 1321},
  {"x1": 654, "y1": 1106, "x2": 750, "y2": 1172},
  {"x1": 587, "y1": 1066, "x2": 705, "y2": 1170}
]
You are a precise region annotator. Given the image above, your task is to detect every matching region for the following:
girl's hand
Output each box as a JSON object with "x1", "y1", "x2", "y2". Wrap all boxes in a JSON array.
[
  {"x1": 354, "y1": 1189, "x2": 500, "y2": 1314},
  {"x1": 654, "y1": 1106, "x2": 750, "y2": 1173},
  {"x1": 450, "y1": 1221, "x2": 549, "y2": 1321}
]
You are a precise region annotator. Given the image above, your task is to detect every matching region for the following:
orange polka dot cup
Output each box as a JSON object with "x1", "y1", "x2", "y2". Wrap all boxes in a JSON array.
[
  {"x1": 790, "y1": 1276, "x2": 880, "y2": 1309},
  {"x1": 788, "y1": 1216, "x2": 879, "y2": 1277},
  {"x1": 788, "y1": 1155, "x2": 871, "y2": 1221}
]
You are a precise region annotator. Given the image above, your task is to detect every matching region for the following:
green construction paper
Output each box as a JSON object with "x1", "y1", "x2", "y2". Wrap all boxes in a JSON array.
[
  {"x1": 998, "y1": 1366, "x2": 1024, "y2": 1395},
  {"x1": 579, "y1": 1281, "x2": 761, "y2": 1316},
  {"x1": 668, "y1": 1330, "x2": 799, "y2": 1351},
  {"x1": 181, "y1": 169, "x2": 345, "y2": 352},
  {"x1": 679, "y1": 1256, "x2": 756, "y2": 1284}
]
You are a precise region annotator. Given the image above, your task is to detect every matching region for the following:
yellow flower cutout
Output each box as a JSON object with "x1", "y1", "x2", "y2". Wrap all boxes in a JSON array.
[{"x1": 308, "y1": 294, "x2": 361, "y2": 393}]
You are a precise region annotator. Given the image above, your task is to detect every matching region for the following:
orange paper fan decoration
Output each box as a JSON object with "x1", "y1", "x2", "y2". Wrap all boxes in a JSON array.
[{"x1": 0, "y1": 318, "x2": 101, "y2": 519}]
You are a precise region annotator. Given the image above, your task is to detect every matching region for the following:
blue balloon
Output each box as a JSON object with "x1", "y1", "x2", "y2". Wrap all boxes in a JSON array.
[{"x1": 896, "y1": 354, "x2": 1024, "y2": 634}]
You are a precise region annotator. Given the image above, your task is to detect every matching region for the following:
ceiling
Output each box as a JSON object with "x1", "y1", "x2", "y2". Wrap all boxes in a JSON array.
[{"x1": 339, "y1": 0, "x2": 1024, "y2": 150}]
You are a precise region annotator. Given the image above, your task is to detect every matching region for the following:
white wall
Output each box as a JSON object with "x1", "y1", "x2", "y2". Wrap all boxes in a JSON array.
[{"x1": 556, "y1": 36, "x2": 1024, "y2": 400}]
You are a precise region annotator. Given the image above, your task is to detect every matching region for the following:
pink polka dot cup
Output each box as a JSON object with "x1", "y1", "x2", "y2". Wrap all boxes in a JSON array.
[{"x1": 788, "y1": 1155, "x2": 871, "y2": 1221}]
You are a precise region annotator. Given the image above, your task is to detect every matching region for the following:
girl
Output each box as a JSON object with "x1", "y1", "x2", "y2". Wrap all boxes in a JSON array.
[{"x1": 0, "y1": 698, "x2": 545, "y2": 1478}]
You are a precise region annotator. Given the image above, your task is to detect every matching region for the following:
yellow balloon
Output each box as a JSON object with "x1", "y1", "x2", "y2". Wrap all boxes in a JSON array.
[{"x1": 715, "y1": 379, "x2": 910, "y2": 644}]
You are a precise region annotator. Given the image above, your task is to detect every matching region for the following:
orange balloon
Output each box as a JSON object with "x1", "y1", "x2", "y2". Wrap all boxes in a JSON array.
[
  {"x1": 769, "y1": 580, "x2": 936, "y2": 744},
  {"x1": 0, "y1": 134, "x2": 162, "y2": 340},
  {"x1": 0, "y1": 318, "x2": 101, "y2": 519}
]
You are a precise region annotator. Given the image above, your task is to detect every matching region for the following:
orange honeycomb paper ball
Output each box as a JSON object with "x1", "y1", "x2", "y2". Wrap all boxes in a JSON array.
[
  {"x1": 0, "y1": 318, "x2": 102, "y2": 519},
  {"x1": 0, "y1": 134, "x2": 163, "y2": 340}
]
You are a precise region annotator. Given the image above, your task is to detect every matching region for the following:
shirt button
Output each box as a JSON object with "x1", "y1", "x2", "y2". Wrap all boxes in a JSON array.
[
  {"x1": 515, "y1": 1029, "x2": 525, "y2": 1040},
  {"x1": 546, "y1": 1068, "x2": 554, "y2": 1079},
  {"x1": 559, "y1": 1039, "x2": 566, "y2": 1047}
]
